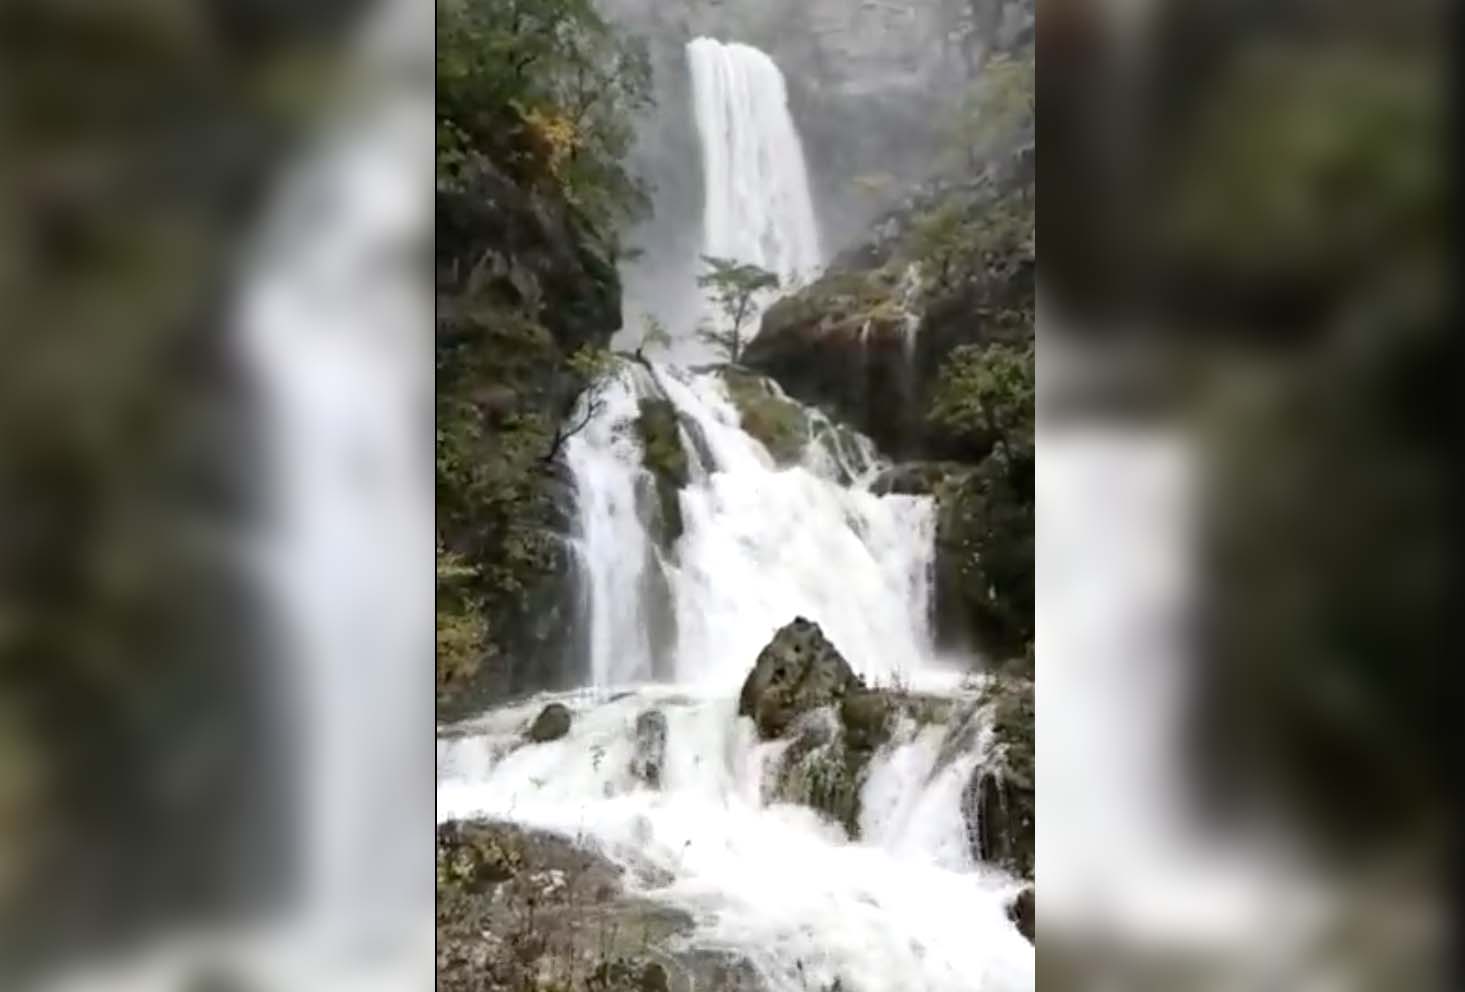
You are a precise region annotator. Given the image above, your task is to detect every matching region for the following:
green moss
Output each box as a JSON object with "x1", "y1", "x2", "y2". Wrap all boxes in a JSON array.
[
  {"x1": 635, "y1": 398, "x2": 688, "y2": 544},
  {"x1": 719, "y1": 368, "x2": 810, "y2": 465}
]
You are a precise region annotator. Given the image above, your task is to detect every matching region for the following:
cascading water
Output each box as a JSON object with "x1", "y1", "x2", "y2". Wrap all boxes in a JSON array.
[
  {"x1": 439, "y1": 36, "x2": 1031, "y2": 992},
  {"x1": 441, "y1": 366, "x2": 1033, "y2": 991},
  {"x1": 688, "y1": 38, "x2": 823, "y2": 289}
]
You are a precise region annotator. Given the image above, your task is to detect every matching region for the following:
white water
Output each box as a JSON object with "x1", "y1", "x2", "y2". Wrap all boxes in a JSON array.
[
  {"x1": 688, "y1": 38, "x2": 823, "y2": 292},
  {"x1": 443, "y1": 361, "x2": 1033, "y2": 990},
  {"x1": 440, "y1": 36, "x2": 1030, "y2": 992},
  {"x1": 565, "y1": 363, "x2": 935, "y2": 691}
]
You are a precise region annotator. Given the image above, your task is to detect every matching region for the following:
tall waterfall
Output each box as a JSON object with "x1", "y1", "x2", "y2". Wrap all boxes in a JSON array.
[{"x1": 688, "y1": 38, "x2": 823, "y2": 287}]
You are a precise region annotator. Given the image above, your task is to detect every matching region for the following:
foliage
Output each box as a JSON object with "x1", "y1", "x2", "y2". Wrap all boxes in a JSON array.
[
  {"x1": 910, "y1": 193, "x2": 1033, "y2": 295},
  {"x1": 436, "y1": 547, "x2": 490, "y2": 691},
  {"x1": 929, "y1": 342, "x2": 1035, "y2": 460},
  {"x1": 720, "y1": 369, "x2": 809, "y2": 466},
  {"x1": 696, "y1": 256, "x2": 780, "y2": 363},
  {"x1": 437, "y1": 0, "x2": 654, "y2": 231},
  {"x1": 942, "y1": 51, "x2": 1034, "y2": 171},
  {"x1": 546, "y1": 346, "x2": 617, "y2": 461}
]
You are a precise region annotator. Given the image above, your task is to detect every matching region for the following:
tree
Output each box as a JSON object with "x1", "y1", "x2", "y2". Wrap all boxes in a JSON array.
[
  {"x1": 696, "y1": 255, "x2": 779, "y2": 363},
  {"x1": 437, "y1": 0, "x2": 654, "y2": 231},
  {"x1": 928, "y1": 342, "x2": 1035, "y2": 464},
  {"x1": 543, "y1": 346, "x2": 616, "y2": 461},
  {"x1": 632, "y1": 313, "x2": 672, "y2": 361}
]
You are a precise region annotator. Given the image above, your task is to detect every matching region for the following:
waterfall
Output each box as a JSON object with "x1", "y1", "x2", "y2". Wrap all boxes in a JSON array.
[
  {"x1": 442, "y1": 360, "x2": 1033, "y2": 991},
  {"x1": 563, "y1": 363, "x2": 935, "y2": 691},
  {"x1": 438, "y1": 34, "x2": 1032, "y2": 992},
  {"x1": 688, "y1": 38, "x2": 823, "y2": 288}
]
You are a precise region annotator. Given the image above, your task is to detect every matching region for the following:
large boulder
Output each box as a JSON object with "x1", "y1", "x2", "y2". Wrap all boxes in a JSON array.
[
  {"x1": 738, "y1": 618, "x2": 860, "y2": 739},
  {"x1": 526, "y1": 702, "x2": 572, "y2": 743}
]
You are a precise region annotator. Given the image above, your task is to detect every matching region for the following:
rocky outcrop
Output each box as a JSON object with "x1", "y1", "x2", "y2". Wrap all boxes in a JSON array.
[
  {"x1": 934, "y1": 455, "x2": 1034, "y2": 660},
  {"x1": 635, "y1": 397, "x2": 690, "y2": 545},
  {"x1": 719, "y1": 367, "x2": 812, "y2": 466},
  {"x1": 738, "y1": 618, "x2": 860, "y2": 738},
  {"x1": 527, "y1": 703, "x2": 573, "y2": 743},
  {"x1": 437, "y1": 821, "x2": 766, "y2": 992},
  {"x1": 437, "y1": 157, "x2": 623, "y2": 716},
  {"x1": 741, "y1": 620, "x2": 957, "y2": 834},
  {"x1": 961, "y1": 675, "x2": 1033, "y2": 879},
  {"x1": 1008, "y1": 886, "x2": 1034, "y2": 942},
  {"x1": 747, "y1": 165, "x2": 1034, "y2": 463}
]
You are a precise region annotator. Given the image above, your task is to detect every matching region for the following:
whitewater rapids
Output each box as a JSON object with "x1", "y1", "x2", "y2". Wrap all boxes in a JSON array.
[{"x1": 439, "y1": 364, "x2": 1034, "y2": 992}]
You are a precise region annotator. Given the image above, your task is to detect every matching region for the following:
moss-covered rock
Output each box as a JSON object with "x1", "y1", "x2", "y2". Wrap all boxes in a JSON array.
[
  {"x1": 436, "y1": 821, "x2": 767, "y2": 992},
  {"x1": 527, "y1": 702, "x2": 572, "y2": 742},
  {"x1": 738, "y1": 618, "x2": 859, "y2": 738},
  {"x1": 635, "y1": 397, "x2": 689, "y2": 544},
  {"x1": 961, "y1": 675, "x2": 1034, "y2": 879},
  {"x1": 718, "y1": 367, "x2": 811, "y2": 466},
  {"x1": 746, "y1": 160, "x2": 1034, "y2": 463}
]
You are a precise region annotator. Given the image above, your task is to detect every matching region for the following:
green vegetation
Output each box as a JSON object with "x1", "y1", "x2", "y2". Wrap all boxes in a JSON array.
[
  {"x1": 437, "y1": 0, "x2": 654, "y2": 234},
  {"x1": 719, "y1": 368, "x2": 810, "y2": 466},
  {"x1": 942, "y1": 51, "x2": 1033, "y2": 173},
  {"x1": 436, "y1": 0, "x2": 653, "y2": 708},
  {"x1": 928, "y1": 341, "x2": 1035, "y2": 463},
  {"x1": 696, "y1": 256, "x2": 780, "y2": 363}
]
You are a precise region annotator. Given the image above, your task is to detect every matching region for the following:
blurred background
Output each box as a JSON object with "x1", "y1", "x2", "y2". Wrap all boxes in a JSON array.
[
  {"x1": 0, "y1": 0, "x2": 1451, "y2": 989},
  {"x1": 1037, "y1": 0, "x2": 1449, "y2": 989},
  {"x1": 1, "y1": 0, "x2": 433, "y2": 989}
]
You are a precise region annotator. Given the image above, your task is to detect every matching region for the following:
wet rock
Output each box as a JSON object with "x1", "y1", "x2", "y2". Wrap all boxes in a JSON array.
[
  {"x1": 437, "y1": 820, "x2": 769, "y2": 992},
  {"x1": 839, "y1": 690, "x2": 894, "y2": 753},
  {"x1": 934, "y1": 452, "x2": 1034, "y2": 660},
  {"x1": 636, "y1": 397, "x2": 689, "y2": 544},
  {"x1": 960, "y1": 676, "x2": 1034, "y2": 879},
  {"x1": 630, "y1": 709, "x2": 669, "y2": 789},
  {"x1": 527, "y1": 702, "x2": 572, "y2": 742},
  {"x1": 1008, "y1": 886, "x2": 1035, "y2": 942},
  {"x1": 718, "y1": 367, "x2": 810, "y2": 466},
  {"x1": 738, "y1": 617, "x2": 859, "y2": 739}
]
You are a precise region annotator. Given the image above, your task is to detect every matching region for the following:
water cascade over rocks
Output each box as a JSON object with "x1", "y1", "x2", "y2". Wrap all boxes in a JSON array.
[{"x1": 439, "y1": 39, "x2": 1032, "y2": 992}]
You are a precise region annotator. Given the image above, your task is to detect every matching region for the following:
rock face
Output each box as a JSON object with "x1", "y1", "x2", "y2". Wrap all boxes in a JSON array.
[
  {"x1": 437, "y1": 820, "x2": 767, "y2": 992},
  {"x1": 527, "y1": 703, "x2": 573, "y2": 743},
  {"x1": 747, "y1": 163, "x2": 1034, "y2": 463},
  {"x1": 635, "y1": 397, "x2": 690, "y2": 545},
  {"x1": 961, "y1": 676, "x2": 1033, "y2": 878},
  {"x1": 740, "y1": 620, "x2": 957, "y2": 835},
  {"x1": 1008, "y1": 886, "x2": 1035, "y2": 942},
  {"x1": 630, "y1": 709, "x2": 669, "y2": 788},
  {"x1": 738, "y1": 618, "x2": 859, "y2": 738},
  {"x1": 437, "y1": 155, "x2": 622, "y2": 714},
  {"x1": 718, "y1": 367, "x2": 811, "y2": 466}
]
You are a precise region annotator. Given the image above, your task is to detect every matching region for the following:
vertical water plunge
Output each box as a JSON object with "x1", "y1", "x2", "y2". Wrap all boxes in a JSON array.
[{"x1": 687, "y1": 38, "x2": 823, "y2": 288}]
